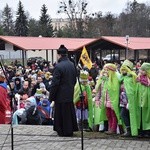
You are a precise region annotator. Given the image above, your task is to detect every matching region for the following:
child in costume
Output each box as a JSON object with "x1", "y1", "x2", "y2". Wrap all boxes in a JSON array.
[
  {"x1": 136, "y1": 62, "x2": 150, "y2": 137},
  {"x1": 119, "y1": 59, "x2": 138, "y2": 137},
  {"x1": 74, "y1": 70, "x2": 93, "y2": 131},
  {"x1": 93, "y1": 69, "x2": 108, "y2": 132},
  {"x1": 99, "y1": 63, "x2": 121, "y2": 135}
]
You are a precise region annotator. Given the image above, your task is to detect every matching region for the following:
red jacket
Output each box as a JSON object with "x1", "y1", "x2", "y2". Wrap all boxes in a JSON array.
[
  {"x1": 76, "y1": 91, "x2": 88, "y2": 109},
  {"x1": 0, "y1": 83, "x2": 7, "y2": 124}
]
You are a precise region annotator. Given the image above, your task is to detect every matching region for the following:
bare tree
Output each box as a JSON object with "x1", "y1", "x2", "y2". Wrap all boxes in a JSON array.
[
  {"x1": 58, "y1": 0, "x2": 88, "y2": 37},
  {"x1": 117, "y1": 0, "x2": 150, "y2": 36}
]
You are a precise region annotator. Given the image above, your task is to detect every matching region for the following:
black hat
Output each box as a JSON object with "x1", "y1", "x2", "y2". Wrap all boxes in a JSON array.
[{"x1": 57, "y1": 45, "x2": 68, "y2": 55}]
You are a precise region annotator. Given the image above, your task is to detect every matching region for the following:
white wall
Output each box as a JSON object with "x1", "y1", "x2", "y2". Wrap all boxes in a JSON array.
[{"x1": 0, "y1": 43, "x2": 58, "y2": 63}]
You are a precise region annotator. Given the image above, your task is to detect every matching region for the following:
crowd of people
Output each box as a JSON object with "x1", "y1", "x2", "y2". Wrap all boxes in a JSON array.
[{"x1": 0, "y1": 45, "x2": 150, "y2": 138}]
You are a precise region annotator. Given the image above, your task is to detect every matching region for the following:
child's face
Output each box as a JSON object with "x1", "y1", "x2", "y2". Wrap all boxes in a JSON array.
[
  {"x1": 103, "y1": 68, "x2": 109, "y2": 77},
  {"x1": 15, "y1": 80, "x2": 20, "y2": 84},
  {"x1": 81, "y1": 80, "x2": 88, "y2": 85},
  {"x1": 121, "y1": 69, "x2": 127, "y2": 74},
  {"x1": 103, "y1": 72, "x2": 108, "y2": 77}
]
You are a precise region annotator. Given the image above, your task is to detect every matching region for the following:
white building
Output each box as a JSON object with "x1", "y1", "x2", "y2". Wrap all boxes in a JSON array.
[{"x1": 51, "y1": 18, "x2": 69, "y2": 30}]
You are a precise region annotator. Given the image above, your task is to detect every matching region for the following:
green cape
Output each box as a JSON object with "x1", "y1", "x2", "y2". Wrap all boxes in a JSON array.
[
  {"x1": 74, "y1": 82, "x2": 93, "y2": 129},
  {"x1": 93, "y1": 76, "x2": 107, "y2": 125},
  {"x1": 135, "y1": 82, "x2": 150, "y2": 130},
  {"x1": 96, "y1": 71, "x2": 122, "y2": 125},
  {"x1": 120, "y1": 75, "x2": 138, "y2": 136}
]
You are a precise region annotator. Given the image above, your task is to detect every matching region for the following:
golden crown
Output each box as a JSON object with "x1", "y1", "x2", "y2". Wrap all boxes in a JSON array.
[{"x1": 80, "y1": 70, "x2": 89, "y2": 80}]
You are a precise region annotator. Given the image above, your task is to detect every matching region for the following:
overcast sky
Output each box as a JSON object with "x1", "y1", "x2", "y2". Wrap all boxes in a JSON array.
[{"x1": 0, "y1": 0, "x2": 149, "y2": 19}]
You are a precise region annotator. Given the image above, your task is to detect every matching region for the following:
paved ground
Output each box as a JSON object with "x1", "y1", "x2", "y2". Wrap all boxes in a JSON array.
[{"x1": 0, "y1": 125, "x2": 150, "y2": 150}]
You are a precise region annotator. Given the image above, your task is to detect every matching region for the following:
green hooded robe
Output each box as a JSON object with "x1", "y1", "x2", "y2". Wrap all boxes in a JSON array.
[
  {"x1": 98, "y1": 68, "x2": 122, "y2": 125},
  {"x1": 93, "y1": 76, "x2": 108, "y2": 125},
  {"x1": 120, "y1": 74, "x2": 138, "y2": 136},
  {"x1": 136, "y1": 82, "x2": 150, "y2": 130},
  {"x1": 135, "y1": 62, "x2": 150, "y2": 131}
]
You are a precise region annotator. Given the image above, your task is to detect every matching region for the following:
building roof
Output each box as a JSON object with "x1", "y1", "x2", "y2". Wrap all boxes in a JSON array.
[
  {"x1": 0, "y1": 36, "x2": 97, "y2": 51},
  {"x1": 0, "y1": 36, "x2": 150, "y2": 51},
  {"x1": 101, "y1": 36, "x2": 150, "y2": 50}
]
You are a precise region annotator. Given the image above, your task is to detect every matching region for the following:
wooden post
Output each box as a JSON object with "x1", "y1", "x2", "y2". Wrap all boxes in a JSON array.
[
  {"x1": 22, "y1": 50, "x2": 24, "y2": 67},
  {"x1": 46, "y1": 50, "x2": 48, "y2": 61}
]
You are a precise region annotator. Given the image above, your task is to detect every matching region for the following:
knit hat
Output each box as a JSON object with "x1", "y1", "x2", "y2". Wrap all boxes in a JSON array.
[
  {"x1": 8, "y1": 66, "x2": 13, "y2": 70},
  {"x1": 41, "y1": 99, "x2": 49, "y2": 106},
  {"x1": 25, "y1": 96, "x2": 37, "y2": 109},
  {"x1": 57, "y1": 45, "x2": 68, "y2": 55},
  {"x1": 122, "y1": 59, "x2": 133, "y2": 70},
  {"x1": 80, "y1": 70, "x2": 89, "y2": 82}
]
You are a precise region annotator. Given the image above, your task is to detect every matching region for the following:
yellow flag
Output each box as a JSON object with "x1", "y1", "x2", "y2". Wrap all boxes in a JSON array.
[{"x1": 80, "y1": 46, "x2": 92, "y2": 70}]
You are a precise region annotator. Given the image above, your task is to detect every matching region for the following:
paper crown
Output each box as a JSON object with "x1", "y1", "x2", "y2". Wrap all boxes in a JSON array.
[
  {"x1": 104, "y1": 63, "x2": 117, "y2": 71},
  {"x1": 141, "y1": 63, "x2": 150, "y2": 72},
  {"x1": 122, "y1": 59, "x2": 133, "y2": 70},
  {"x1": 80, "y1": 70, "x2": 89, "y2": 81},
  {"x1": 45, "y1": 72, "x2": 52, "y2": 79},
  {"x1": 34, "y1": 88, "x2": 43, "y2": 97}
]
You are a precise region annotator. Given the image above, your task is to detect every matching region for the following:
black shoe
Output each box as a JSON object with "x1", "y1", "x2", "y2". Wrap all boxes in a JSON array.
[
  {"x1": 121, "y1": 132, "x2": 131, "y2": 137},
  {"x1": 63, "y1": 133, "x2": 73, "y2": 137},
  {"x1": 143, "y1": 134, "x2": 150, "y2": 138},
  {"x1": 138, "y1": 133, "x2": 144, "y2": 138},
  {"x1": 122, "y1": 127, "x2": 131, "y2": 137},
  {"x1": 99, "y1": 129, "x2": 108, "y2": 133}
]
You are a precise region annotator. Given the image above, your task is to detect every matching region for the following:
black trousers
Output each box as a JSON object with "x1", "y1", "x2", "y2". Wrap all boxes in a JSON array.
[{"x1": 120, "y1": 107, "x2": 130, "y2": 127}]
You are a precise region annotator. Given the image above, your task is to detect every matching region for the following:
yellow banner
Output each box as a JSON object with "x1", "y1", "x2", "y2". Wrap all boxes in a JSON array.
[{"x1": 80, "y1": 46, "x2": 92, "y2": 70}]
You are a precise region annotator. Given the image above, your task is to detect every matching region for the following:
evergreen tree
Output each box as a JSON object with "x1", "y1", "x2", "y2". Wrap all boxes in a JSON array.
[
  {"x1": 0, "y1": 11, "x2": 3, "y2": 35},
  {"x1": 0, "y1": 25, "x2": 4, "y2": 35},
  {"x1": 28, "y1": 18, "x2": 40, "y2": 36},
  {"x1": 2, "y1": 4, "x2": 14, "y2": 35},
  {"x1": 39, "y1": 4, "x2": 53, "y2": 37},
  {"x1": 15, "y1": 1, "x2": 28, "y2": 36}
]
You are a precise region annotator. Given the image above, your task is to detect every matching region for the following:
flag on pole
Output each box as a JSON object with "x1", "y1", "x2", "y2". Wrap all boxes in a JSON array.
[{"x1": 80, "y1": 46, "x2": 92, "y2": 70}]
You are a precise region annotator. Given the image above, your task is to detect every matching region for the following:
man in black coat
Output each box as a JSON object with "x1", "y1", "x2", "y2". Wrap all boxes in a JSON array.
[{"x1": 50, "y1": 44, "x2": 78, "y2": 137}]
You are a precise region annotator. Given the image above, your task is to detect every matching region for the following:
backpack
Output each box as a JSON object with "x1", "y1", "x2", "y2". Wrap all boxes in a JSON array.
[
  {"x1": 26, "y1": 106, "x2": 41, "y2": 125},
  {"x1": 37, "y1": 99, "x2": 53, "y2": 125}
]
